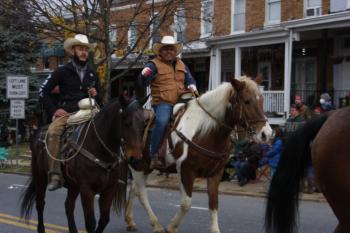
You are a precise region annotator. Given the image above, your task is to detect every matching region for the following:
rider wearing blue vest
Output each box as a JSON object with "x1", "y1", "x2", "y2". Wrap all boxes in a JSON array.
[{"x1": 139, "y1": 36, "x2": 197, "y2": 168}]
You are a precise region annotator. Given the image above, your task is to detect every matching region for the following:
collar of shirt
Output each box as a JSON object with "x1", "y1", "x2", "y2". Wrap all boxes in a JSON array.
[{"x1": 72, "y1": 60, "x2": 88, "y2": 82}]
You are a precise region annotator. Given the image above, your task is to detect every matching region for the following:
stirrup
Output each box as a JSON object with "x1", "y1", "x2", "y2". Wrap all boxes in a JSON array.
[
  {"x1": 47, "y1": 179, "x2": 62, "y2": 191},
  {"x1": 150, "y1": 156, "x2": 165, "y2": 169}
]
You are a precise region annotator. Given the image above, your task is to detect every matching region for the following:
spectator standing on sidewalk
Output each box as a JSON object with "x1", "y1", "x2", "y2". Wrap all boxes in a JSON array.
[
  {"x1": 294, "y1": 95, "x2": 312, "y2": 120},
  {"x1": 319, "y1": 93, "x2": 334, "y2": 112}
]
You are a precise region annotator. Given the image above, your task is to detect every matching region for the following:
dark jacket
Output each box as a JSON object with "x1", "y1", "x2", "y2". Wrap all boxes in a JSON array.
[{"x1": 41, "y1": 62, "x2": 101, "y2": 116}]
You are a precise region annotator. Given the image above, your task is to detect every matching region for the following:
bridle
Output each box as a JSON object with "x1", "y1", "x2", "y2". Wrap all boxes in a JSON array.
[{"x1": 195, "y1": 92, "x2": 267, "y2": 136}]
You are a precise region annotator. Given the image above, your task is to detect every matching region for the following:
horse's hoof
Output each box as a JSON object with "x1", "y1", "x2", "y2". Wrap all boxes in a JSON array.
[
  {"x1": 126, "y1": 225, "x2": 138, "y2": 231},
  {"x1": 154, "y1": 229, "x2": 165, "y2": 233},
  {"x1": 165, "y1": 228, "x2": 176, "y2": 233}
]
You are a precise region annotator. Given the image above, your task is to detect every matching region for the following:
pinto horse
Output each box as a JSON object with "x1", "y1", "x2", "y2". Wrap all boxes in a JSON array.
[
  {"x1": 20, "y1": 95, "x2": 146, "y2": 233},
  {"x1": 125, "y1": 76, "x2": 273, "y2": 233},
  {"x1": 265, "y1": 108, "x2": 350, "y2": 233}
]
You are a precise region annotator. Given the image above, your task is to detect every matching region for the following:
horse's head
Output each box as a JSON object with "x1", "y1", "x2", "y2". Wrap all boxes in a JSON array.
[
  {"x1": 230, "y1": 77, "x2": 272, "y2": 143},
  {"x1": 119, "y1": 95, "x2": 147, "y2": 162}
]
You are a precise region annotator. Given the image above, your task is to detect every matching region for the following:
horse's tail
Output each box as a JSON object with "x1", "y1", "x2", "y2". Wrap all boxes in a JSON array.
[
  {"x1": 265, "y1": 114, "x2": 327, "y2": 233},
  {"x1": 20, "y1": 176, "x2": 36, "y2": 220},
  {"x1": 112, "y1": 161, "x2": 129, "y2": 215},
  {"x1": 20, "y1": 129, "x2": 48, "y2": 221}
]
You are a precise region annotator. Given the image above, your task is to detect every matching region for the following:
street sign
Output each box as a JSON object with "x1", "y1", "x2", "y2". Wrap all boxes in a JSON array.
[
  {"x1": 6, "y1": 75, "x2": 29, "y2": 99},
  {"x1": 10, "y1": 99, "x2": 25, "y2": 119}
]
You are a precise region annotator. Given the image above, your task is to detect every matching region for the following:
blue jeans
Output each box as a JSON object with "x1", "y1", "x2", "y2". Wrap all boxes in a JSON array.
[{"x1": 150, "y1": 103, "x2": 173, "y2": 156}]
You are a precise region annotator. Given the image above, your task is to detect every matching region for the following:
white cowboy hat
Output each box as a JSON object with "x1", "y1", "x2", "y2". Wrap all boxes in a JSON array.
[
  {"x1": 152, "y1": 36, "x2": 183, "y2": 55},
  {"x1": 63, "y1": 34, "x2": 95, "y2": 55}
]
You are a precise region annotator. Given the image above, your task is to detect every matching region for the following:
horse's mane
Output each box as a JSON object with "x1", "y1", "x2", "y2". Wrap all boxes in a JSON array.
[
  {"x1": 185, "y1": 82, "x2": 234, "y2": 136},
  {"x1": 185, "y1": 76, "x2": 260, "y2": 136},
  {"x1": 94, "y1": 98, "x2": 120, "y2": 122},
  {"x1": 238, "y1": 76, "x2": 261, "y2": 99}
]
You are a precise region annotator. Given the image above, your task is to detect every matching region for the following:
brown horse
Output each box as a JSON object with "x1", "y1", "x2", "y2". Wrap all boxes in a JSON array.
[
  {"x1": 265, "y1": 108, "x2": 350, "y2": 233},
  {"x1": 125, "y1": 76, "x2": 273, "y2": 233},
  {"x1": 20, "y1": 95, "x2": 146, "y2": 233}
]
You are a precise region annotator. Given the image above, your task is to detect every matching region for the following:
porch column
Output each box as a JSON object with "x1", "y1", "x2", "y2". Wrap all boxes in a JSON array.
[
  {"x1": 284, "y1": 30, "x2": 293, "y2": 115},
  {"x1": 209, "y1": 47, "x2": 222, "y2": 90},
  {"x1": 234, "y1": 47, "x2": 241, "y2": 78}
]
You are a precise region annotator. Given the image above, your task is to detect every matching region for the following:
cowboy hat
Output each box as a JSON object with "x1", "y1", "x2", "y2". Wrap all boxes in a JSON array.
[
  {"x1": 63, "y1": 34, "x2": 95, "y2": 55},
  {"x1": 152, "y1": 36, "x2": 183, "y2": 55}
]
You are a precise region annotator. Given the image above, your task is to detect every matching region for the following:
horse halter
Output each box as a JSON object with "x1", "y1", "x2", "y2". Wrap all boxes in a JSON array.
[{"x1": 195, "y1": 93, "x2": 266, "y2": 136}]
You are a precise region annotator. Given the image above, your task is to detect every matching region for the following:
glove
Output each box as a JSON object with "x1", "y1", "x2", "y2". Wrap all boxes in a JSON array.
[
  {"x1": 141, "y1": 67, "x2": 152, "y2": 77},
  {"x1": 187, "y1": 84, "x2": 197, "y2": 92}
]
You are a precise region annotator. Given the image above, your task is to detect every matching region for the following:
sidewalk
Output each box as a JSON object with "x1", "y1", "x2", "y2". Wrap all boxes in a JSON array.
[
  {"x1": 3, "y1": 159, "x2": 326, "y2": 203},
  {"x1": 146, "y1": 172, "x2": 326, "y2": 203}
]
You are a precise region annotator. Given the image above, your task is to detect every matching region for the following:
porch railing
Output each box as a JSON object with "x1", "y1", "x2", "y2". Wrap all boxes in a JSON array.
[
  {"x1": 262, "y1": 90, "x2": 350, "y2": 115},
  {"x1": 262, "y1": 91, "x2": 284, "y2": 113}
]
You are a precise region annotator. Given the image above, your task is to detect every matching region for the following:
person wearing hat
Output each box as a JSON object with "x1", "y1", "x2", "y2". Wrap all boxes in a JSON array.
[
  {"x1": 41, "y1": 34, "x2": 101, "y2": 191},
  {"x1": 319, "y1": 93, "x2": 334, "y2": 112},
  {"x1": 139, "y1": 35, "x2": 197, "y2": 169}
]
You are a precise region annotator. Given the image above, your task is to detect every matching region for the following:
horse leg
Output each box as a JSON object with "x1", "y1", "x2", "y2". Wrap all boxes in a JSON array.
[
  {"x1": 133, "y1": 170, "x2": 164, "y2": 233},
  {"x1": 206, "y1": 169, "x2": 224, "y2": 233},
  {"x1": 65, "y1": 187, "x2": 79, "y2": 233},
  {"x1": 125, "y1": 181, "x2": 137, "y2": 231},
  {"x1": 80, "y1": 189, "x2": 96, "y2": 233},
  {"x1": 167, "y1": 170, "x2": 195, "y2": 233},
  {"x1": 94, "y1": 191, "x2": 114, "y2": 233}
]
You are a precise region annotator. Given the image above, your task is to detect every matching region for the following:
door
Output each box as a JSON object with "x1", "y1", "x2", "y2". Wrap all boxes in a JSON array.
[
  {"x1": 258, "y1": 62, "x2": 271, "y2": 90},
  {"x1": 294, "y1": 57, "x2": 317, "y2": 104}
]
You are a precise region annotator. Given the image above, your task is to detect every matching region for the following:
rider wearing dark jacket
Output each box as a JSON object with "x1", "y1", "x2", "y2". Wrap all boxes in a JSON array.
[
  {"x1": 41, "y1": 62, "x2": 101, "y2": 116},
  {"x1": 43, "y1": 34, "x2": 101, "y2": 191}
]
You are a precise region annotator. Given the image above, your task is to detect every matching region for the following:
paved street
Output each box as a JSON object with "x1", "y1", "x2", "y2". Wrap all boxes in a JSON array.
[{"x1": 0, "y1": 173, "x2": 337, "y2": 233}]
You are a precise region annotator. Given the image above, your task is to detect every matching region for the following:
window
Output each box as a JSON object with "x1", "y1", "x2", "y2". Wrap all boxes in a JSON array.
[
  {"x1": 173, "y1": 8, "x2": 186, "y2": 42},
  {"x1": 266, "y1": 0, "x2": 280, "y2": 24},
  {"x1": 109, "y1": 25, "x2": 117, "y2": 43},
  {"x1": 232, "y1": 0, "x2": 245, "y2": 33},
  {"x1": 150, "y1": 13, "x2": 161, "y2": 48},
  {"x1": 128, "y1": 21, "x2": 137, "y2": 50},
  {"x1": 58, "y1": 57, "x2": 64, "y2": 67},
  {"x1": 304, "y1": 0, "x2": 322, "y2": 17},
  {"x1": 201, "y1": 0, "x2": 213, "y2": 37},
  {"x1": 348, "y1": 0, "x2": 350, "y2": 9}
]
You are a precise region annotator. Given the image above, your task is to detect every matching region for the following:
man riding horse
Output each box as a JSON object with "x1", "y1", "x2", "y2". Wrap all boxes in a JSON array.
[
  {"x1": 40, "y1": 34, "x2": 101, "y2": 191},
  {"x1": 139, "y1": 35, "x2": 197, "y2": 169}
]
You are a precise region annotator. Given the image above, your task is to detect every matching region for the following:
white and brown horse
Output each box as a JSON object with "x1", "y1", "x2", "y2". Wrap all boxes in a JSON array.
[{"x1": 125, "y1": 76, "x2": 272, "y2": 233}]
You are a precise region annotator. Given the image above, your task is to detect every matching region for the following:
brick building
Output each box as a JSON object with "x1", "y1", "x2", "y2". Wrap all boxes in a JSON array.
[{"x1": 34, "y1": 0, "x2": 350, "y2": 123}]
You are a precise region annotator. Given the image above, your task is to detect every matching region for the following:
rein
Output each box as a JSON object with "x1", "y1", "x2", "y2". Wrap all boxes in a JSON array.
[{"x1": 174, "y1": 128, "x2": 230, "y2": 160}]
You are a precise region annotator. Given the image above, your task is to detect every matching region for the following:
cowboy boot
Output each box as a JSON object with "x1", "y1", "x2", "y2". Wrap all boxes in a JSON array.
[
  {"x1": 47, "y1": 135, "x2": 63, "y2": 191},
  {"x1": 150, "y1": 154, "x2": 164, "y2": 169}
]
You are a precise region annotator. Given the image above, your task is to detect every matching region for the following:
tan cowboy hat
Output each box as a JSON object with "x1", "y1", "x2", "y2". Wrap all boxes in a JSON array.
[
  {"x1": 63, "y1": 34, "x2": 95, "y2": 55},
  {"x1": 152, "y1": 35, "x2": 183, "y2": 55}
]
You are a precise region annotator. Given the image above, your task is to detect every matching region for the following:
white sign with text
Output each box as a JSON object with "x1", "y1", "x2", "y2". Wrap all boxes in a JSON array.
[
  {"x1": 10, "y1": 99, "x2": 25, "y2": 119},
  {"x1": 6, "y1": 75, "x2": 29, "y2": 99}
]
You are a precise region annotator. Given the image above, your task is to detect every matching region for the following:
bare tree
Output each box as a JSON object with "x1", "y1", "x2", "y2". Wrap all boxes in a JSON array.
[{"x1": 4, "y1": 0, "x2": 207, "y2": 102}]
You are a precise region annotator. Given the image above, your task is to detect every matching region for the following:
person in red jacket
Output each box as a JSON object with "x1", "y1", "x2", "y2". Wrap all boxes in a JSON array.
[{"x1": 139, "y1": 36, "x2": 197, "y2": 168}]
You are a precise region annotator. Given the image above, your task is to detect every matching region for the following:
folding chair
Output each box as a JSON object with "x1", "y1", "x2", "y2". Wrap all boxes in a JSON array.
[{"x1": 256, "y1": 165, "x2": 271, "y2": 180}]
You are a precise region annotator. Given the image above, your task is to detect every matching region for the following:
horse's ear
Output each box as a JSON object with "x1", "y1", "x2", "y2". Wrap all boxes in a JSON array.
[
  {"x1": 230, "y1": 78, "x2": 245, "y2": 92},
  {"x1": 119, "y1": 94, "x2": 128, "y2": 109}
]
